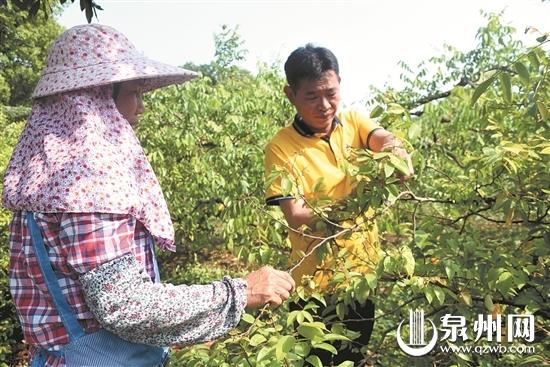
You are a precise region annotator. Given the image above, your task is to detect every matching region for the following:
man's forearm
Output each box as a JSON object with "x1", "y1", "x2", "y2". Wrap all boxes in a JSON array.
[
  {"x1": 280, "y1": 198, "x2": 316, "y2": 230},
  {"x1": 368, "y1": 129, "x2": 399, "y2": 152}
]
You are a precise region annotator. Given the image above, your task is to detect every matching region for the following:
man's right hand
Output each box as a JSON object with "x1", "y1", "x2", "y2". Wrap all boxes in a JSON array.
[{"x1": 243, "y1": 266, "x2": 295, "y2": 308}]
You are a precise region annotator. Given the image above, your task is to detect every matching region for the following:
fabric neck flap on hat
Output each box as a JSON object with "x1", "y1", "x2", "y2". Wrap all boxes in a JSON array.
[{"x1": 2, "y1": 86, "x2": 175, "y2": 251}]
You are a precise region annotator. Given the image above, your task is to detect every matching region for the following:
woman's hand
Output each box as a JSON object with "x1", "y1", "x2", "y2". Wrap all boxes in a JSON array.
[{"x1": 243, "y1": 266, "x2": 295, "y2": 308}]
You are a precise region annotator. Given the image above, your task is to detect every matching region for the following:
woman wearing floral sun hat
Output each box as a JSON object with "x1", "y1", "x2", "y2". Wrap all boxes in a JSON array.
[{"x1": 3, "y1": 24, "x2": 295, "y2": 367}]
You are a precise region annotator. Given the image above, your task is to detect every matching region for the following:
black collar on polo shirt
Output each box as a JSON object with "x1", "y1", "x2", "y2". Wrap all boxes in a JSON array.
[{"x1": 292, "y1": 114, "x2": 342, "y2": 138}]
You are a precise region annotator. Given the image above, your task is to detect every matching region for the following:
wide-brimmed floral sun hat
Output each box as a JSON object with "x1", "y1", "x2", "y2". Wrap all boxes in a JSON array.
[{"x1": 32, "y1": 23, "x2": 198, "y2": 98}]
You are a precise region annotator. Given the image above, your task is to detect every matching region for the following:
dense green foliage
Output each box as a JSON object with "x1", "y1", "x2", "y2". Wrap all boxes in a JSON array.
[
  {"x1": 0, "y1": 109, "x2": 24, "y2": 366},
  {"x1": 141, "y1": 18, "x2": 550, "y2": 366},
  {"x1": 1, "y1": 0, "x2": 101, "y2": 23},
  {"x1": 138, "y1": 26, "x2": 294, "y2": 270},
  {"x1": 0, "y1": 3, "x2": 62, "y2": 106},
  {"x1": 0, "y1": 5, "x2": 60, "y2": 363},
  {"x1": 0, "y1": 15, "x2": 548, "y2": 367}
]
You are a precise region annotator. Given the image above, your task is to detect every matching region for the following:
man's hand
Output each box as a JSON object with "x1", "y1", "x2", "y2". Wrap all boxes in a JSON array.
[
  {"x1": 376, "y1": 132, "x2": 414, "y2": 181},
  {"x1": 386, "y1": 144, "x2": 414, "y2": 180},
  {"x1": 243, "y1": 266, "x2": 295, "y2": 308}
]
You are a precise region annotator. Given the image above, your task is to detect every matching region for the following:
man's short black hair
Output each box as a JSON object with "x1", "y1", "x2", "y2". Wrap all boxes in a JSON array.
[{"x1": 284, "y1": 44, "x2": 339, "y2": 91}]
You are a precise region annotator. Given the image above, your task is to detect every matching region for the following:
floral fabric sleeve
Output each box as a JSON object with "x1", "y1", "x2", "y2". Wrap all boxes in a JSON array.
[{"x1": 80, "y1": 254, "x2": 247, "y2": 346}]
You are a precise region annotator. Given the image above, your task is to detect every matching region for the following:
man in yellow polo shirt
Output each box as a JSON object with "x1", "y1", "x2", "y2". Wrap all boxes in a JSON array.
[{"x1": 264, "y1": 44, "x2": 413, "y2": 365}]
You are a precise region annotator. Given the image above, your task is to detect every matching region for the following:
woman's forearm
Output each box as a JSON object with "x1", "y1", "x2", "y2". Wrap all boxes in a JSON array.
[{"x1": 80, "y1": 254, "x2": 247, "y2": 347}]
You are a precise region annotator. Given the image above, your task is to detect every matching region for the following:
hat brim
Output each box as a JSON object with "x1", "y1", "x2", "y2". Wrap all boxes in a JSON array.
[{"x1": 32, "y1": 56, "x2": 200, "y2": 98}]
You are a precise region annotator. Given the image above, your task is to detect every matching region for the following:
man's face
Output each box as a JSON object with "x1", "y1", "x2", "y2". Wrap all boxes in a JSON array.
[{"x1": 284, "y1": 70, "x2": 341, "y2": 134}]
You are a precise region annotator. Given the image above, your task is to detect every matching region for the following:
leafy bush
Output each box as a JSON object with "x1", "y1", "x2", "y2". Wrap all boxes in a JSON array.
[
  {"x1": 0, "y1": 109, "x2": 25, "y2": 366},
  {"x1": 2, "y1": 106, "x2": 31, "y2": 123},
  {"x1": 139, "y1": 31, "x2": 294, "y2": 270},
  {"x1": 141, "y1": 19, "x2": 549, "y2": 366}
]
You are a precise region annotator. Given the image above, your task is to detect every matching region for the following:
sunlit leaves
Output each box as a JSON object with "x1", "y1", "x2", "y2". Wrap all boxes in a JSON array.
[
  {"x1": 137, "y1": 17, "x2": 549, "y2": 367},
  {"x1": 536, "y1": 101, "x2": 548, "y2": 120},
  {"x1": 305, "y1": 355, "x2": 323, "y2": 367},
  {"x1": 483, "y1": 294, "x2": 494, "y2": 312},
  {"x1": 369, "y1": 105, "x2": 384, "y2": 118},
  {"x1": 249, "y1": 334, "x2": 267, "y2": 347},
  {"x1": 387, "y1": 103, "x2": 406, "y2": 115},
  {"x1": 297, "y1": 322, "x2": 326, "y2": 340},
  {"x1": 471, "y1": 74, "x2": 496, "y2": 106},
  {"x1": 498, "y1": 73, "x2": 512, "y2": 103},
  {"x1": 514, "y1": 62, "x2": 530, "y2": 83},
  {"x1": 275, "y1": 335, "x2": 295, "y2": 361}
]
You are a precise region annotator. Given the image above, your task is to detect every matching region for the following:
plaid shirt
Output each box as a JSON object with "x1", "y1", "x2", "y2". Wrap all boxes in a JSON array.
[{"x1": 9, "y1": 211, "x2": 157, "y2": 367}]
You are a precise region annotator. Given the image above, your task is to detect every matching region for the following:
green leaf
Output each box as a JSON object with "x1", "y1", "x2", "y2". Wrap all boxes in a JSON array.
[
  {"x1": 424, "y1": 287, "x2": 434, "y2": 304},
  {"x1": 471, "y1": 75, "x2": 496, "y2": 106},
  {"x1": 294, "y1": 342, "x2": 311, "y2": 357},
  {"x1": 372, "y1": 152, "x2": 391, "y2": 160},
  {"x1": 487, "y1": 268, "x2": 502, "y2": 287},
  {"x1": 305, "y1": 355, "x2": 323, "y2": 367},
  {"x1": 484, "y1": 294, "x2": 494, "y2": 312},
  {"x1": 460, "y1": 291, "x2": 473, "y2": 307},
  {"x1": 365, "y1": 273, "x2": 378, "y2": 289},
  {"x1": 323, "y1": 333, "x2": 350, "y2": 342},
  {"x1": 331, "y1": 272, "x2": 345, "y2": 284},
  {"x1": 355, "y1": 278, "x2": 370, "y2": 304},
  {"x1": 408, "y1": 121, "x2": 422, "y2": 140},
  {"x1": 496, "y1": 271, "x2": 515, "y2": 295},
  {"x1": 336, "y1": 302, "x2": 345, "y2": 320},
  {"x1": 312, "y1": 342, "x2": 337, "y2": 355},
  {"x1": 527, "y1": 103, "x2": 538, "y2": 117},
  {"x1": 312, "y1": 177, "x2": 325, "y2": 193},
  {"x1": 280, "y1": 176, "x2": 292, "y2": 195},
  {"x1": 310, "y1": 293, "x2": 327, "y2": 307},
  {"x1": 276, "y1": 335, "x2": 296, "y2": 361},
  {"x1": 297, "y1": 323, "x2": 324, "y2": 340},
  {"x1": 536, "y1": 101, "x2": 548, "y2": 120},
  {"x1": 383, "y1": 164, "x2": 395, "y2": 178},
  {"x1": 514, "y1": 62, "x2": 530, "y2": 83},
  {"x1": 335, "y1": 362, "x2": 354, "y2": 367},
  {"x1": 401, "y1": 246, "x2": 415, "y2": 276},
  {"x1": 250, "y1": 333, "x2": 267, "y2": 347},
  {"x1": 434, "y1": 287, "x2": 445, "y2": 305},
  {"x1": 369, "y1": 105, "x2": 384, "y2": 118},
  {"x1": 387, "y1": 103, "x2": 405, "y2": 115},
  {"x1": 528, "y1": 52, "x2": 540, "y2": 70},
  {"x1": 540, "y1": 146, "x2": 550, "y2": 155},
  {"x1": 518, "y1": 355, "x2": 544, "y2": 366},
  {"x1": 444, "y1": 263, "x2": 455, "y2": 281},
  {"x1": 389, "y1": 155, "x2": 410, "y2": 176},
  {"x1": 457, "y1": 351, "x2": 473, "y2": 362},
  {"x1": 241, "y1": 313, "x2": 255, "y2": 324},
  {"x1": 302, "y1": 310, "x2": 314, "y2": 323},
  {"x1": 257, "y1": 346, "x2": 274, "y2": 362},
  {"x1": 504, "y1": 202, "x2": 516, "y2": 224},
  {"x1": 498, "y1": 73, "x2": 512, "y2": 103}
]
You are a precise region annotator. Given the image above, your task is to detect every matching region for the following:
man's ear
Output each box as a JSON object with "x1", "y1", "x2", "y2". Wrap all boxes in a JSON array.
[{"x1": 284, "y1": 85, "x2": 295, "y2": 104}]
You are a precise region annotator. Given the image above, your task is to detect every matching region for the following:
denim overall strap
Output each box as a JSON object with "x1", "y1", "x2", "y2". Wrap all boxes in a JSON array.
[
  {"x1": 150, "y1": 237, "x2": 160, "y2": 283},
  {"x1": 26, "y1": 212, "x2": 86, "y2": 341}
]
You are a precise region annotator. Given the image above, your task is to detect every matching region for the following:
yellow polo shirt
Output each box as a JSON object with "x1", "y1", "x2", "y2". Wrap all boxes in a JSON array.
[{"x1": 264, "y1": 108, "x2": 381, "y2": 290}]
